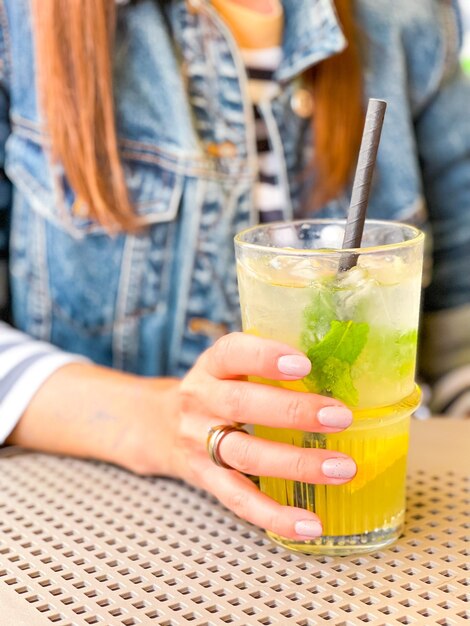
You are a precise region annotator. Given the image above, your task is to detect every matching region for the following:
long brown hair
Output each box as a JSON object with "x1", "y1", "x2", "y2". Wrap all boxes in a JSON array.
[
  {"x1": 309, "y1": 0, "x2": 363, "y2": 206},
  {"x1": 33, "y1": 0, "x2": 363, "y2": 230}
]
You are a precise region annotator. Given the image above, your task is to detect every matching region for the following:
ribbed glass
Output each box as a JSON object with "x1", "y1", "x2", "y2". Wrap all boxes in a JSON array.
[{"x1": 257, "y1": 388, "x2": 420, "y2": 555}]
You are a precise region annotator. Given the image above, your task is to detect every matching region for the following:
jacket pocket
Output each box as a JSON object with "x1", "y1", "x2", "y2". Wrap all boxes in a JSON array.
[
  {"x1": 7, "y1": 130, "x2": 183, "y2": 336},
  {"x1": 4, "y1": 131, "x2": 183, "y2": 236}
]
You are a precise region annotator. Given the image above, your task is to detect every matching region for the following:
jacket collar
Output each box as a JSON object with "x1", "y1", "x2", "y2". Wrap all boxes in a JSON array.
[
  {"x1": 276, "y1": 0, "x2": 346, "y2": 81},
  {"x1": 181, "y1": 0, "x2": 346, "y2": 81}
]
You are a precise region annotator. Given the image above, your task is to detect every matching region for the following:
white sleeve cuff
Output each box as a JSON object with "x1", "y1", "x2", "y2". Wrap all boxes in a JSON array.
[{"x1": 0, "y1": 352, "x2": 90, "y2": 444}]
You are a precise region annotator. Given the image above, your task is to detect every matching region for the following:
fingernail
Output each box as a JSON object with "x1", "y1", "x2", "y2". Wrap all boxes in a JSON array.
[
  {"x1": 322, "y1": 458, "x2": 357, "y2": 479},
  {"x1": 317, "y1": 406, "x2": 353, "y2": 429},
  {"x1": 294, "y1": 520, "x2": 323, "y2": 538},
  {"x1": 277, "y1": 355, "x2": 311, "y2": 377}
]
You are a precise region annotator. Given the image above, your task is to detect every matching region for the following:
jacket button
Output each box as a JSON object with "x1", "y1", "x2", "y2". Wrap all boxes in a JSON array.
[
  {"x1": 206, "y1": 141, "x2": 237, "y2": 158},
  {"x1": 72, "y1": 198, "x2": 89, "y2": 217},
  {"x1": 189, "y1": 318, "x2": 228, "y2": 341},
  {"x1": 290, "y1": 88, "x2": 314, "y2": 118}
]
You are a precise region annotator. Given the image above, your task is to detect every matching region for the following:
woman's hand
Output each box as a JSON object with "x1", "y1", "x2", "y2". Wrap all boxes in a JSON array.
[
  {"x1": 8, "y1": 332, "x2": 355, "y2": 541},
  {"x1": 169, "y1": 332, "x2": 356, "y2": 540}
]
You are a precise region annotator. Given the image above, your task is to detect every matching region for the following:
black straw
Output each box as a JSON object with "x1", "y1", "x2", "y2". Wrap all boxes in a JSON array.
[{"x1": 339, "y1": 99, "x2": 387, "y2": 272}]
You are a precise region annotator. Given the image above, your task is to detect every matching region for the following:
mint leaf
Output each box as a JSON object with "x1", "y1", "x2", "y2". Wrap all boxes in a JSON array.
[
  {"x1": 352, "y1": 327, "x2": 417, "y2": 384},
  {"x1": 394, "y1": 330, "x2": 418, "y2": 378},
  {"x1": 322, "y1": 356, "x2": 360, "y2": 406},
  {"x1": 311, "y1": 320, "x2": 369, "y2": 365},
  {"x1": 300, "y1": 283, "x2": 336, "y2": 348},
  {"x1": 304, "y1": 320, "x2": 369, "y2": 406}
]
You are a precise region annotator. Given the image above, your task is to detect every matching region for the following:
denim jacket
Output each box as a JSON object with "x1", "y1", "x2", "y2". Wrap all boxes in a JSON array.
[{"x1": 0, "y1": 0, "x2": 469, "y2": 379}]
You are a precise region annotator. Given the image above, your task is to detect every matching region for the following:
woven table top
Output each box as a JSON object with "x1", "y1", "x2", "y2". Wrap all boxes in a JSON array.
[{"x1": 0, "y1": 418, "x2": 468, "y2": 626}]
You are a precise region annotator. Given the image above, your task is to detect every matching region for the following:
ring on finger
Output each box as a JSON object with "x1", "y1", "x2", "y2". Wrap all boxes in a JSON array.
[{"x1": 207, "y1": 424, "x2": 248, "y2": 469}]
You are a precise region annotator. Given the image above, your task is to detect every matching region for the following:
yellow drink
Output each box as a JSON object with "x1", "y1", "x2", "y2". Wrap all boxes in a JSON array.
[
  {"x1": 256, "y1": 388, "x2": 419, "y2": 553},
  {"x1": 235, "y1": 220, "x2": 424, "y2": 555}
]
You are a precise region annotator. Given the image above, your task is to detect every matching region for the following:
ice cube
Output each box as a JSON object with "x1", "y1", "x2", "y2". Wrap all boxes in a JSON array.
[
  {"x1": 335, "y1": 265, "x2": 418, "y2": 328},
  {"x1": 267, "y1": 255, "x2": 336, "y2": 286},
  {"x1": 337, "y1": 271, "x2": 386, "y2": 323},
  {"x1": 267, "y1": 256, "x2": 316, "y2": 286},
  {"x1": 271, "y1": 227, "x2": 298, "y2": 248},
  {"x1": 319, "y1": 225, "x2": 345, "y2": 249},
  {"x1": 358, "y1": 255, "x2": 408, "y2": 286},
  {"x1": 336, "y1": 265, "x2": 369, "y2": 289}
]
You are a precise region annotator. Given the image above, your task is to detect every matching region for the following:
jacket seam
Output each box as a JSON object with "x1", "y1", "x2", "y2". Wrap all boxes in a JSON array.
[
  {"x1": 11, "y1": 115, "x2": 254, "y2": 181},
  {"x1": 120, "y1": 149, "x2": 253, "y2": 182},
  {"x1": 12, "y1": 113, "x2": 206, "y2": 164},
  {"x1": 49, "y1": 300, "x2": 162, "y2": 336},
  {"x1": 0, "y1": 0, "x2": 11, "y2": 86},
  {"x1": 197, "y1": 1, "x2": 258, "y2": 212}
]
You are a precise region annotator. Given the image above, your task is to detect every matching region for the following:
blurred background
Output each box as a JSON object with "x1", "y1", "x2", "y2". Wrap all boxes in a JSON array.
[{"x1": 461, "y1": 0, "x2": 470, "y2": 73}]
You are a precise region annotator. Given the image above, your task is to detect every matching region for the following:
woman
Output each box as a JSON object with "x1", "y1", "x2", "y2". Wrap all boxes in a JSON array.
[{"x1": 0, "y1": 0, "x2": 469, "y2": 540}]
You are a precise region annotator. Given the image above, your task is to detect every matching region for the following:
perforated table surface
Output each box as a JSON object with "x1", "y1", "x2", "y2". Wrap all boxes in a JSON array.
[{"x1": 0, "y1": 418, "x2": 468, "y2": 626}]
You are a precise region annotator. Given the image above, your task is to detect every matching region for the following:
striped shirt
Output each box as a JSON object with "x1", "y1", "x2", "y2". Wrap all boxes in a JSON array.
[
  {"x1": 211, "y1": 0, "x2": 286, "y2": 222},
  {"x1": 0, "y1": 323, "x2": 87, "y2": 443},
  {"x1": 241, "y1": 46, "x2": 285, "y2": 223}
]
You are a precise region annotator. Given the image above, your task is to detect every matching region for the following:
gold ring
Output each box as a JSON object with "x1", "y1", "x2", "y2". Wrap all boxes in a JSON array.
[{"x1": 206, "y1": 424, "x2": 247, "y2": 469}]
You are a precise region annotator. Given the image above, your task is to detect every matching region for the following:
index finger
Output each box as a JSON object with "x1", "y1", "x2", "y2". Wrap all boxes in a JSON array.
[{"x1": 204, "y1": 332, "x2": 312, "y2": 380}]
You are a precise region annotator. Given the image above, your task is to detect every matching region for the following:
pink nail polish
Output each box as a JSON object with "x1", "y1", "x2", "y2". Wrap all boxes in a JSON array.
[
  {"x1": 321, "y1": 458, "x2": 357, "y2": 479},
  {"x1": 294, "y1": 520, "x2": 323, "y2": 538},
  {"x1": 317, "y1": 406, "x2": 353, "y2": 428},
  {"x1": 277, "y1": 355, "x2": 311, "y2": 377}
]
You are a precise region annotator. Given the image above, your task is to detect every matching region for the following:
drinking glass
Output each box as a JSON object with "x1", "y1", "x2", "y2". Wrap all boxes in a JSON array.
[{"x1": 235, "y1": 219, "x2": 424, "y2": 555}]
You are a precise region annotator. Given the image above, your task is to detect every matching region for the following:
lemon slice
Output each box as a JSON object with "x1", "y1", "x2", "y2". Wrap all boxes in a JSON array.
[{"x1": 279, "y1": 379, "x2": 310, "y2": 393}]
